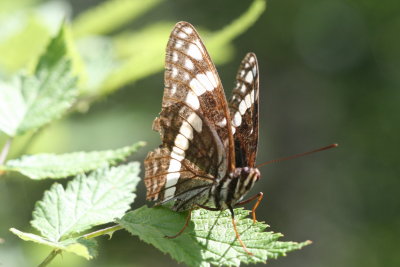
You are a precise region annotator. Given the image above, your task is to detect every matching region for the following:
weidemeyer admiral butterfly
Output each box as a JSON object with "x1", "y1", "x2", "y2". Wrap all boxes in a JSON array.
[
  {"x1": 144, "y1": 21, "x2": 337, "y2": 255},
  {"x1": 144, "y1": 21, "x2": 262, "y2": 255}
]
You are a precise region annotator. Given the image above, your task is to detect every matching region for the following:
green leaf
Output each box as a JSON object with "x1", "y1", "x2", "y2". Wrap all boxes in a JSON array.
[
  {"x1": 0, "y1": 141, "x2": 145, "y2": 179},
  {"x1": 31, "y1": 163, "x2": 140, "y2": 242},
  {"x1": 0, "y1": 25, "x2": 78, "y2": 137},
  {"x1": 100, "y1": 0, "x2": 265, "y2": 95},
  {"x1": 10, "y1": 228, "x2": 97, "y2": 259},
  {"x1": 118, "y1": 206, "x2": 310, "y2": 267},
  {"x1": 118, "y1": 206, "x2": 204, "y2": 266},
  {"x1": 72, "y1": 0, "x2": 163, "y2": 38},
  {"x1": 191, "y1": 208, "x2": 310, "y2": 266}
]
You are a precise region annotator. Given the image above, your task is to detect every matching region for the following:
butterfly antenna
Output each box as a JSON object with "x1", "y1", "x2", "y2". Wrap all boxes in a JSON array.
[{"x1": 256, "y1": 143, "x2": 338, "y2": 168}]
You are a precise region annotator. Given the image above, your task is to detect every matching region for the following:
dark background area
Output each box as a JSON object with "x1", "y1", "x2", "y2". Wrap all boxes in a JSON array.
[{"x1": 1, "y1": 0, "x2": 399, "y2": 266}]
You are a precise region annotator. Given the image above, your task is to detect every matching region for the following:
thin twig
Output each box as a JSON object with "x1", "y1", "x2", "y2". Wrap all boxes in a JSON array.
[
  {"x1": 83, "y1": 224, "x2": 123, "y2": 239},
  {"x1": 38, "y1": 249, "x2": 61, "y2": 267},
  {"x1": 0, "y1": 138, "x2": 12, "y2": 165}
]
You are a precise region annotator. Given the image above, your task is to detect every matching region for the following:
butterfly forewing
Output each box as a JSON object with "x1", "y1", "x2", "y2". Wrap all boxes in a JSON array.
[
  {"x1": 229, "y1": 53, "x2": 259, "y2": 167},
  {"x1": 163, "y1": 22, "x2": 236, "y2": 168},
  {"x1": 144, "y1": 22, "x2": 236, "y2": 206}
]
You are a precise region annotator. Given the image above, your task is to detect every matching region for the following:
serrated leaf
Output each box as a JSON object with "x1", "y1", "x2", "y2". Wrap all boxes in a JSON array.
[
  {"x1": 118, "y1": 206, "x2": 204, "y2": 266},
  {"x1": 31, "y1": 163, "x2": 140, "y2": 242},
  {"x1": 191, "y1": 208, "x2": 310, "y2": 266},
  {"x1": 118, "y1": 206, "x2": 310, "y2": 267},
  {"x1": 0, "y1": 141, "x2": 145, "y2": 179},
  {"x1": 10, "y1": 228, "x2": 97, "y2": 259},
  {"x1": 0, "y1": 25, "x2": 78, "y2": 137}
]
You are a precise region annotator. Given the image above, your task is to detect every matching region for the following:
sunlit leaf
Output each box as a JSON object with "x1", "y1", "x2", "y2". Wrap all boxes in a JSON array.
[
  {"x1": 10, "y1": 228, "x2": 97, "y2": 259},
  {"x1": 31, "y1": 163, "x2": 140, "y2": 242},
  {"x1": 0, "y1": 25, "x2": 78, "y2": 137},
  {"x1": 118, "y1": 205, "x2": 310, "y2": 267},
  {"x1": 191, "y1": 208, "x2": 310, "y2": 266},
  {"x1": 0, "y1": 142, "x2": 145, "y2": 179}
]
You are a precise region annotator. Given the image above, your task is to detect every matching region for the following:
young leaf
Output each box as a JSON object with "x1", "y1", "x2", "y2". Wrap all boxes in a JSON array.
[
  {"x1": 9, "y1": 228, "x2": 97, "y2": 260},
  {"x1": 118, "y1": 206, "x2": 310, "y2": 267},
  {"x1": 0, "y1": 25, "x2": 78, "y2": 137},
  {"x1": 0, "y1": 141, "x2": 145, "y2": 179},
  {"x1": 31, "y1": 163, "x2": 140, "y2": 242}
]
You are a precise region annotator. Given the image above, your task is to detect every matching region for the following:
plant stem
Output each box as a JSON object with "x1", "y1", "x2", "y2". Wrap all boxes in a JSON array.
[
  {"x1": 0, "y1": 138, "x2": 12, "y2": 165},
  {"x1": 83, "y1": 224, "x2": 123, "y2": 239},
  {"x1": 38, "y1": 249, "x2": 61, "y2": 267}
]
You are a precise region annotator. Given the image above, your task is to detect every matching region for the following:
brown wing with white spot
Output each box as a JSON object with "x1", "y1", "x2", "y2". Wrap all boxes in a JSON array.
[
  {"x1": 162, "y1": 21, "x2": 235, "y2": 171},
  {"x1": 229, "y1": 53, "x2": 259, "y2": 167},
  {"x1": 144, "y1": 22, "x2": 236, "y2": 205}
]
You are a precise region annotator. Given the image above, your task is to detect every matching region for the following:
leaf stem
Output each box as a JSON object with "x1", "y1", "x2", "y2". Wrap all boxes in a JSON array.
[
  {"x1": 0, "y1": 138, "x2": 12, "y2": 165},
  {"x1": 38, "y1": 249, "x2": 61, "y2": 267},
  {"x1": 83, "y1": 224, "x2": 123, "y2": 239}
]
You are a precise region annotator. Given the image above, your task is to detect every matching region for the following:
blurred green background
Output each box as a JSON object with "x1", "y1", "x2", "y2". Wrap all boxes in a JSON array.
[{"x1": 0, "y1": 0, "x2": 399, "y2": 266}]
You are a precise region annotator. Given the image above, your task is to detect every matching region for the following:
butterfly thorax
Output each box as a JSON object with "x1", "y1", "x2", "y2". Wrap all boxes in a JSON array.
[{"x1": 212, "y1": 167, "x2": 260, "y2": 210}]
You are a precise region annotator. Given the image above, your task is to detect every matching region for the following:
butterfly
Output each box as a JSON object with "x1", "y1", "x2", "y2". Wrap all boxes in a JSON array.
[{"x1": 144, "y1": 21, "x2": 262, "y2": 255}]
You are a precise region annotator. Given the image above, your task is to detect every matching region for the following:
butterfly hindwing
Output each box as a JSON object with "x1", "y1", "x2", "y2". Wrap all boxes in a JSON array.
[
  {"x1": 144, "y1": 147, "x2": 214, "y2": 208},
  {"x1": 229, "y1": 53, "x2": 259, "y2": 168}
]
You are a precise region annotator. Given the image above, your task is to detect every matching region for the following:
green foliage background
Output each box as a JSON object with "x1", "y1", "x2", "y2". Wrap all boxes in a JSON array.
[{"x1": 0, "y1": 0, "x2": 399, "y2": 266}]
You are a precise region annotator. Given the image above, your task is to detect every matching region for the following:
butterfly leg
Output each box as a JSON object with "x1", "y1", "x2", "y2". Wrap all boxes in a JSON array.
[
  {"x1": 235, "y1": 192, "x2": 263, "y2": 223},
  {"x1": 165, "y1": 210, "x2": 193, "y2": 239},
  {"x1": 229, "y1": 206, "x2": 253, "y2": 256}
]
